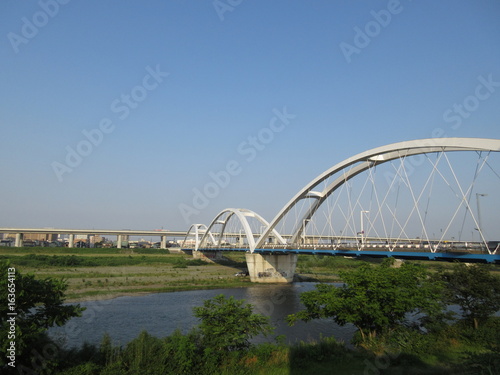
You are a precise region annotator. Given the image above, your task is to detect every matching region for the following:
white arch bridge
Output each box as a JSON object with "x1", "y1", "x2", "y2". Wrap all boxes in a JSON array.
[{"x1": 182, "y1": 138, "x2": 500, "y2": 282}]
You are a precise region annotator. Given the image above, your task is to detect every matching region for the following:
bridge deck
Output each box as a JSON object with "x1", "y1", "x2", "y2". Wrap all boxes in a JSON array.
[{"x1": 188, "y1": 245, "x2": 500, "y2": 263}]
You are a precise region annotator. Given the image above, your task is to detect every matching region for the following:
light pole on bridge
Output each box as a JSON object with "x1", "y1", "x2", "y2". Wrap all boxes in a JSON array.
[
  {"x1": 302, "y1": 219, "x2": 310, "y2": 244},
  {"x1": 475, "y1": 193, "x2": 487, "y2": 245},
  {"x1": 360, "y1": 211, "x2": 370, "y2": 246}
]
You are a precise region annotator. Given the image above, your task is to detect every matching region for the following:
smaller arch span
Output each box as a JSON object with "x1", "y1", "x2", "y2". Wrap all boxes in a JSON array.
[
  {"x1": 181, "y1": 223, "x2": 216, "y2": 251},
  {"x1": 198, "y1": 208, "x2": 286, "y2": 252}
]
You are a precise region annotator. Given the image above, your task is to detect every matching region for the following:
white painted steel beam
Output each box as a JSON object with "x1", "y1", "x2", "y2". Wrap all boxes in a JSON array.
[{"x1": 255, "y1": 138, "x2": 500, "y2": 249}]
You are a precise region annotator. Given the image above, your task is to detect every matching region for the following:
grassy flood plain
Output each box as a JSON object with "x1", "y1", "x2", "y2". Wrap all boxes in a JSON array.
[
  {"x1": 0, "y1": 246, "x2": 328, "y2": 302},
  {"x1": 0, "y1": 247, "x2": 255, "y2": 301}
]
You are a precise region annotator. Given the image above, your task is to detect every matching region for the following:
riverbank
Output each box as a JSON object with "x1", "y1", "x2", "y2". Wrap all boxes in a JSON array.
[
  {"x1": 0, "y1": 247, "x2": 345, "y2": 302},
  {"x1": 1, "y1": 246, "x2": 498, "y2": 303},
  {"x1": 0, "y1": 247, "x2": 257, "y2": 302}
]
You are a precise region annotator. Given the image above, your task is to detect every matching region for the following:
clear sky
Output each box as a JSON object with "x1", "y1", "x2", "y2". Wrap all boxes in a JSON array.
[{"x1": 1, "y1": 0, "x2": 499, "y2": 231}]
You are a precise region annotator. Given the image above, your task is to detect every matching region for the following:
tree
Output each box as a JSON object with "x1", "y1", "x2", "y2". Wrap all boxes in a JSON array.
[
  {"x1": 0, "y1": 260, "x2": 84, "y2": 371},
  {"x1": 438, "y1": 263, "x2": 500, "y2": 329},
  {"x1": 192, "y1": 294, "x2": 273, "y2": 351},
  {"x1": 287, "y1": 259, "x2": 444, "y2": 342}
]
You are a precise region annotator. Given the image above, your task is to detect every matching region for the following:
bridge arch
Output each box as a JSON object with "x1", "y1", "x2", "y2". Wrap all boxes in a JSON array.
[
  {"x1": 181, "y1": 223, "x2": 216, "y2": 251},
  {"x1": 255, "y1": 138, "x2": 500, "y2": 252},
  {"x1": 198, "y1": 208, "x2": 286, "y2": 251}
]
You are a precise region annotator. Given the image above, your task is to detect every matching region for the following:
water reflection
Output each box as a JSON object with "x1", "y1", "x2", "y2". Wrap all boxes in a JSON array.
[{"x1": 49, "y1": 283, "x2": 356, "y2": 349}]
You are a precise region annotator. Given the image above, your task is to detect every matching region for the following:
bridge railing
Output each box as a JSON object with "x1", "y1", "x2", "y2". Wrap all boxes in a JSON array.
[{"x1": 187, "y1": 238, "x2": 496, "y2": 256}]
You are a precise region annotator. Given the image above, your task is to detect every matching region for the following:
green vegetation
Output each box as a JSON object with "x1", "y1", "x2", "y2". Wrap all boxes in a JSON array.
[
  {"x1": 286, "y1": 260, "x2": 500, "y2": 374},
  {"x1": 1, "y1": 248, "x2": 499, "y2": 373},
  {"x1": 193, "y1": 294, "x2": 273, "y2": 351},
  {"x1": 0, "y1": 260, "x2": 84, "y2": 373},
  {"x1": 436, "y1": 262, "x2": 500, "y2": 329},
  {"x1": 0, "y1": 253, "x2": 207, "y2": 268},
  {"x1": 0, "y1": 247, "x2": 171, "y2": 255},
  {"x1": 0, "y1": 247, "x2": 252, "y2": 301},
  {"x1": 295, "y1": 254, "x2": 364, "y2": 281},
  {"x1": 288, "y1": 259, "x2": 445, "y2": 342},
  {"x1": 51, "y1": 330, "x2": 371, "y2": 375}
]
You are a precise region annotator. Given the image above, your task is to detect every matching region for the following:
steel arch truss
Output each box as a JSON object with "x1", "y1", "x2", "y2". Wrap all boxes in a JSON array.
[
  {"x1": 198, "y1": 208, "x2": 286, "y2": 251},
  {"x1": 255, "y1": 138, "x2": 500, "y2": 253},
  {"x1": 181, "y1": 223, "x2": 216, "y2": 251}
]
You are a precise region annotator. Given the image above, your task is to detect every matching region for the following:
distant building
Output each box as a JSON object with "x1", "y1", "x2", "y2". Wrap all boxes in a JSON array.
[
  {"x1": 25, "y1": 233, "x2": 58, "y2": 241},
  {"x1": 90, "y1": 235, "x2": 104, "y2": 244},
  {"x1": 2, "y1": 233, "x2": 57, "y2": 241}
]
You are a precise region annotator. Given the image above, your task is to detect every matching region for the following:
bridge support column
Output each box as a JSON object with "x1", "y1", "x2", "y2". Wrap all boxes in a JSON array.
[
  {"x1": 245, "y1": 253, "x2": 297, "y2": 283},
  {"x1": 68, "y1": 234, "x2": 75, "y2": 248},
  {"x1": 160, "y1": 235, "x2": 167, "y2": 249},
  {"x1": 15, "y1": 233, "x2": 23, "y2": 247},
  {"x1": 117, "y1": 235, "x2": 122, "y2": 249},
  {"x1": 193, "y1": 250, "x2": 223, "y2": 262}
]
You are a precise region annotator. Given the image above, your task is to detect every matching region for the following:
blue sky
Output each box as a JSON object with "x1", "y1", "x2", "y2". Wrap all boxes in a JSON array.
[{"x1": 1, "y1": 0, "x2": 499, "y2": 231}]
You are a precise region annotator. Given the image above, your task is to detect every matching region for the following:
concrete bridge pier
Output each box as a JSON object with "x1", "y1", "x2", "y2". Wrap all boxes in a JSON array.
[
  {"x1": 15, "y1": 233, "x2": 23, "y2": 247},
  {"x1": 245, "y1": 253, "x2": 297, "y2": 283},
  {"x1": 193, "y1": 250, "x2": 223, "y2": 262}
]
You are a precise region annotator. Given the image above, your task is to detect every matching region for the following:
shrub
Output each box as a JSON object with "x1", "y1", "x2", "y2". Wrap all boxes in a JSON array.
[
  {"x1": 288, "y1": 260, "x2": 445, "y2": 343},
  {"x1": 121, "y1": 331, "x2": 166, "y2": 373},
  {"x1": 193, "y1": 294, "x2": 274, "y2": 352},
  {"x1": 437, "y1": 263, "x2": 500, "y2": 329},
  {"x1": 0, "y1": 261, "x2": 84, "y2": 372}
]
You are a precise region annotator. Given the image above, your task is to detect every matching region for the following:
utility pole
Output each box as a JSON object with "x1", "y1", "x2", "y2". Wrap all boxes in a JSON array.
[
  {"x1": 302, "y1": 219, "x2": 310, "y2": 244},
  {"x1": 475, "y1": 193, "x2": 487, "y2": 241},
  {"x1": 360, "y1": 211, "x2": 369, "y2": 246}
]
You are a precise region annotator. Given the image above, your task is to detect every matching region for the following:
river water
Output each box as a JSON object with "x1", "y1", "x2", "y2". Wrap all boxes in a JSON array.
[{"x1": 49, "y1": 283, "x2": 357, "y2": 349}]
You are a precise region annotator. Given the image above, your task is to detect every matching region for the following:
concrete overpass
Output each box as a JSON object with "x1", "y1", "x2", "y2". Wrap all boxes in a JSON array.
[{"x1": 0, "y1": 228, "x2": 186, "y2": 249}]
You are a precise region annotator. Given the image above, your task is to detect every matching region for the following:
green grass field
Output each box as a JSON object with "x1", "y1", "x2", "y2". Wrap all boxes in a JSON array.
[{"x1": 0, "y1": 247, "x2": 253, "y2": 301}]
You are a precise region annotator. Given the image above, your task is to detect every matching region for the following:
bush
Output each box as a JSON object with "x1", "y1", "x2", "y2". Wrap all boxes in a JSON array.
[
  {"x1": 455, "y1": 317, "x2": 500, "y2": 351},
  {"x1": 173, "y1": 258, "x2": 188, "y2": 268},
  {"x1": 0, "y1": 261, "x2": 84, "y2": 372},
  {"x1": 437, "y1": 263, "x2": 500, "y2": 330},
  {"x1": 56, "y1": 362, "x2": 102, "y2": 375},
  {"x1": 121, "y1": 331, "x2": 166, "y2": 373},
  {"x1": 290, "y1": 336, "x2": 350, "y2": 366},
  {"x1": 456, "y1": 352, "x2": 500, "y2": 375},
  {"x1": 288, "y1": 260, "x2": 445, "y2": 343},
  {"x1": 0, "y1": 254, "x2": 99, "y2": 267},
  {"x1": 1, "y1": 254, "x2": 199, "y2": 268},
  {"x1": 163, "y1": 329, "x2": 203, "y2": 373},
  {"x1": 193, "y1": 294, "x2": 273, "y2": 352}
]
